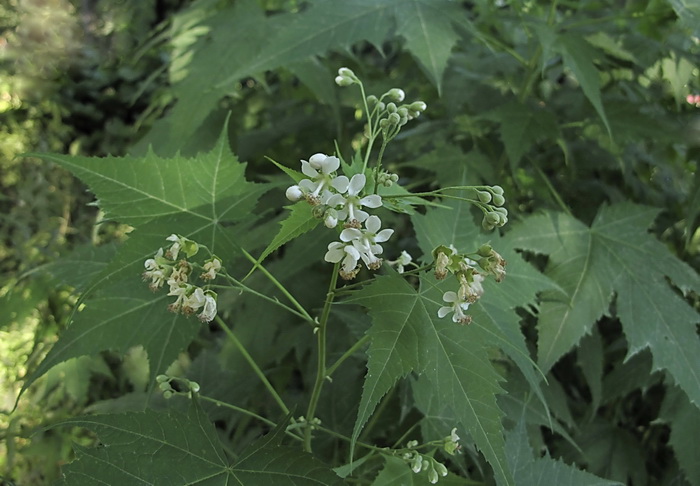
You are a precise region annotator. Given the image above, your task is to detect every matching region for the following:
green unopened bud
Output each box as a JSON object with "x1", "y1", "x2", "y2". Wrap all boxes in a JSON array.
[
  {"x1": 435, "y1": 462, "x2": 448, "y2": 477},
  {"x1": 477, "y1": 244, "x2": 492, "y2": 257},
  {"x1": 189, "y1": 381, "x2": 200, "y2": 393},
  {"x1": 409, "y1": 101, "x2": 427, "y2": 112},
  {"x1": 387, "y1": 88, "x2": 405, "y2": 102},
  {"x1": 476, "y1": 190, "x2": 492, "y2": 203},
  {"x1": 491, "y1": 185, "x2": 504, "y2": 195},
  {"x1": 158, "y1": 381, "x2": 171, "y2": 391},
  {"x1": 163, "y1": 390, "x2": 174, "y2": 399},
  {"x1": 366, "y1": 95, "x2": 379, "y2": 108},
  {"x1": 387, "y1": 112, "x2": 401, "y2": 126},
  {"x1": 386, "y1": 102, "x2": 397, "y2": 114},
  {"x1": 492, "y1": 193, "x2": 505, "y2": 206},
  {"x1": 428, "y1": 465, "x2": 439, "y2": 484},
  {"x1": 156, "y1": 374, "x2": 169, "y2": 383}
]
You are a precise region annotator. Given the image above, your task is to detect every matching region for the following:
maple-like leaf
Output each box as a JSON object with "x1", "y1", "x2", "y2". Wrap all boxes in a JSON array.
[
  {"x1": 507, "y1": 203, "x2": 700, "y2": 406},
  {"x1": 346, "y1": 273, "x2": 514, "y2": 486},
  {"x1": 55, "y1": 404, "x2": 341, "y2": 485},
  {"x1": 24, "y1": 126, "x2": 267, "y2": 393}
]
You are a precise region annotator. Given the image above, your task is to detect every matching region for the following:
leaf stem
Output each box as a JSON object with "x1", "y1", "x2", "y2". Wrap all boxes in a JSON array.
[
  {"x1": 326, "y1": 334, "x2": 370, "y2": 378},
  {"x1": 214, "y1": 316, "x2": 290, "y2": 416},
  {"x1": 303, "y1": 263, "x2": 339, "y2": 452},
  {"x1": 239, "y1": 247, "x2": 314, "y2": 323}
]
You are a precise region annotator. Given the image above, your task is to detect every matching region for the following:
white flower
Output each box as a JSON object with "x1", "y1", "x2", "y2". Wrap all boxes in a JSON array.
[
  {"x1": 182, "y1": 287, "x2": 206, "y2": 315},
  {"x1": 444, "y1": 427, "x2": 461, "y2": 455},
  {"x1": 458, "y1": 271, "x2": 484, "y2": 303},
  {"x1": 298, "y1": 154, "x2": 340, "y2": 205},
  {"x1": 201, "y1": 257, "x2": 222, "y2": 281},
  {"x1": 388, "y1": 250, "x2": 412, "y2": 273},
  {"x1": 167, "y1": 282, "x2": 191, "y2": 313},
  {"x1": 198, "y1": 291, "x2": 217, "y2": 322},
  {"x1": 326, "y1": 173, "x2": 382, "y2": 224},
  {"x1": 437, "y1": 291, "x2": 471, "y2": 325},
  {"x1": 340, "y1": 215, "x2": 393, "y2": 270},
  {"x1": 324, "y1": 241, "x2": 361, "y2": 279},
  {"x1": 166, "y1": 234, "x2": 182, "y2": 260},
  {"x1": 143, "y1": 248, "x2": 169, "y2": 290}
]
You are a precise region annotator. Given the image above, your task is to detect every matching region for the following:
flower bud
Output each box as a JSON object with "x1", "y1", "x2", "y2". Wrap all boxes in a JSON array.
[
  {"x1": 189, "y1": 381, "x2": 200, "y2": 393},
  {"x1": 492, "y1": 193, "x2": 505, "y2": 206},
  {"x1": 286, "y1": 185, "x2": 303, "y2": 202},
  {"x1": 324, "y1": 209, "x2": 338, "y2": 228},
  {"x1": 428, "y1": 466, "x2": 439, "y2": 484},
  {"x1": 476, "y1": 190, "x2": 492, "y2": 203},
  {"x1": 477, "y1": 244, "x2": 492, "y2": 257},
  {"x1": 308, "y1": 153, "x2": 327, "y2": 169},
  {"x1": 409, "y1": 101, "x2": 427, "y2": 112},
  {"x1": 435, "y1": 462, "x2": 448, "y2": 477},
  {"x1": 387, "y1": 112, "x2": 401, "y2": 126},
  {"x1": 387, "y1": 88, "x2": 405, "y2": 102},
  {"x1": 366, "y1": 95, "x2": 379, "y2": 108},
  {"x1": 386, "y1": 102, "x2": 397, "y2": 114},
  {"x1": 163, "y1": 390, "x2": 174, "y2": 399},
  {"x1": 411, "y1": 453, "x2": 423, "y2": 473}
]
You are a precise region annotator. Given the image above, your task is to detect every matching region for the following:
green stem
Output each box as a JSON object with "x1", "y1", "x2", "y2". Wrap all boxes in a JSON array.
[
  {"x1": 239, "y1": 248, "x2": 313, "y2": 323},
  {"x1": 214, "y1": 316, "x2": 290, "y2": 415},
  {"x1": 216, "y1": 276, "x2": 311, "y2": 324},
  {"x1": 326, "y1": 334, "x2": 370, "y2": 378},
  {"x1": 303, "y1": 263, "x2": 339, "y2": 452}
]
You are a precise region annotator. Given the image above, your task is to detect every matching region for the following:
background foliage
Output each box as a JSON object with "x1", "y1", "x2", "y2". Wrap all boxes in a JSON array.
[{"x1": 1, "y1": 0, "x2": 698, "y2": 484}]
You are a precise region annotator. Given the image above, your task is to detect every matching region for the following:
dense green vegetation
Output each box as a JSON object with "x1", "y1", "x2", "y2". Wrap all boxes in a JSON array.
[{"x1": 1, "y1": 0, "x2": 698, "y2": 485}]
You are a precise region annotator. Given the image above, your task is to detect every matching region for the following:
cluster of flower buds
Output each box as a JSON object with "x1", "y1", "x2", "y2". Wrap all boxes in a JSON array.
[
  {"x1": 156, "y1": 374, "x2": 200, "y2": 399},
  {"x1": 142, "y1": 234, "x2": 221, "y2": 322},
  {"x1": 335, "y1": 67, "x2": 427, "y2": 143},
  {"x1": 470, "y1": 185, "x2": 508, "y2": 231},
  {"x1": 433, "y1": 244, "x2": 505, "y2": 324},
  {"x1": 400, "y1": 433, "x2": 457, "y2": 484}
]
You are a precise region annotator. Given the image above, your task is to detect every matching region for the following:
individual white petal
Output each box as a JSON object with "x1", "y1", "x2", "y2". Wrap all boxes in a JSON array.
[
  {"x1": 342, "y1": 246, "x2": 361, "y2": 273},
  {"x1": 324, "y1": 242, "x2": 346, "y2": 263},
  {"x1": 299, "y1": 179, "x2": 316, "y2": 191},
  {"x1": 198, "y1": 294, "x2": 217, "y2": 322},
  {"x1": 438, "y1": 306, "x2": 453, "y2": 318},
  {"x1": 166, "y1": 234, "x2": 179, "y2": 242},
  {"x1": 443, "y1": 291, "x2": 458, "y2": 303},
  {"x1": 374, "y1": 228, "x2": 394, "y2": 243},
  {"x1": 360, "y1": 194, "x2": 382, "y2": 208},
  {"x1": 340, "y1": 228, "x2": 362, "y2": 242},
  {"x1": 330, "y1": 175, "x2": 349, "y2": 193},
  {"x1": 347, "y1": 173, "x2": 366, "y2": 196},
  {"x1": 320, "y1": 156, "x2": 340, "y2": 173},
  {"x1": 301, "y1": 160, "x2": 319, "y2": 178},
  {"x1": 354, "y1": 208, "x2": 369, "y2": 222},
  {"x1": 326, "y1": 193, "x2": 346, "y2": 208},
  {"x1": 365, "y1": 215, "x2": 381, "y2": 233},
  {"x1": 370, "y1": 243, "x2": 383, "y2": 255}
]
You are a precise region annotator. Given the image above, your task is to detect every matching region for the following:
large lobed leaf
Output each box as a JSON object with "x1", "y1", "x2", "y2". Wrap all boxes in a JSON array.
[
  {"x1": 507, "y1": 203, "x2": 700, "y2": 406},
  {"x1": 55, "y1": 403, "x2": 340, "y2": 485},
  {"x1": 25, "y1": 127, "x2": 267, "y2": 394},
  {"x1": 140, "y1": 0, "x2": 466, "y2": 153},
  {"x1": 346, "y1": 273, "x2": 514, "y2": 486}
]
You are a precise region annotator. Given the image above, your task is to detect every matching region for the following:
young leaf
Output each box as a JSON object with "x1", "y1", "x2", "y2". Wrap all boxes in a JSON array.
[
  {"x1": 346, "y1": 273, "x2": 514, "y2": 486},
  {"x1": 55, "y1": 402, "x2": 341, "y2": 485},
  {"x1": 508, "y1": 203, "x2": 700, "y2": 406}
]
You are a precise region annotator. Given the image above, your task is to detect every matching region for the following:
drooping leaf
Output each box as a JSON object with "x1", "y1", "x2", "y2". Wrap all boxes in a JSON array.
[
  {"x1": 22, "y1": 281, "x2": 200, "y2": 396},
  {"x1": 486, "y1": 101, "x2": 560, "y2": 168},
  {"x1": 506, "y1": 418, "x2": 624, "y2": 486},
  {"x1": 346, "y1": 273, "x2": 514, "y2": 486},
  {"x1": 556, "y1": 33, "x2": 612, "y2": 137},
  {"x1": 394, "y1": 0, "x2": 462, "y2": 93},
  {"x1": 659, "y1": 387, "x2": 700, "y2": 486},
  {"x1": 507, "y1": 203, "x2": 700, "y2": 406},
  {"x1": 55, "y1": 403, "x2": 341, "y2": 485}
]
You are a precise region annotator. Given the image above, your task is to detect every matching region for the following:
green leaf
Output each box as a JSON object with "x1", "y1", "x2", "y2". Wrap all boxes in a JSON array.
[
  {"x1": 508, "y1": 203, "x2": 700, "y2": 406},
  {"x1": 247, "y1": 203, "x2": 321, "y2": 277},
  {"x1": 659, "y1": 387, "x2": 700, "y2": 486},
  {"x1": 394, "y1": 0, "x2": 461, "y2": 93},
  {"x1": 29, "y1": 123, "x2": 264, "y2": 227},
  {"x1": 556, "y1": 33, "x2": 612, "y2": 137},
  {"x1": 346, "y1": 273, "x2": 514, "y2": 486},
  {"x1": 487, "y1": 101, "x2": 560, "y2": 168},
  {"x1": 56, "y1": 403, "x2": 340, "y2": 485},
  {"x1": 577, "y1": 325, "x2": 604, "y2": 415},
  {"x1": 506, "y1": 419, "x2": 623, "y2": 486},
  {"x1": 668, "y1": 0, "x2": 700, "y2": 37},
  {"x1": 22, "y1": 281, "x2": 200, "y2": 396},
  {"x1": 141, "y1": 0, "x2": 399, "y2": 153}
]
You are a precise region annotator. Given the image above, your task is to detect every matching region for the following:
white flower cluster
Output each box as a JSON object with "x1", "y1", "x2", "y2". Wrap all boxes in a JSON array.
[
  {"x1": 433, "y1": 244, "x2": 506, "y2": 325},
  {"x1": 286, "y1": 154, "x2": 396, "y2": 280},
  {"x1": 142, "y1": 234, "x2": 221, "y2": 322},
  {"x1": 400, "y1": 432, "x2": 459, "y2": 484}
]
